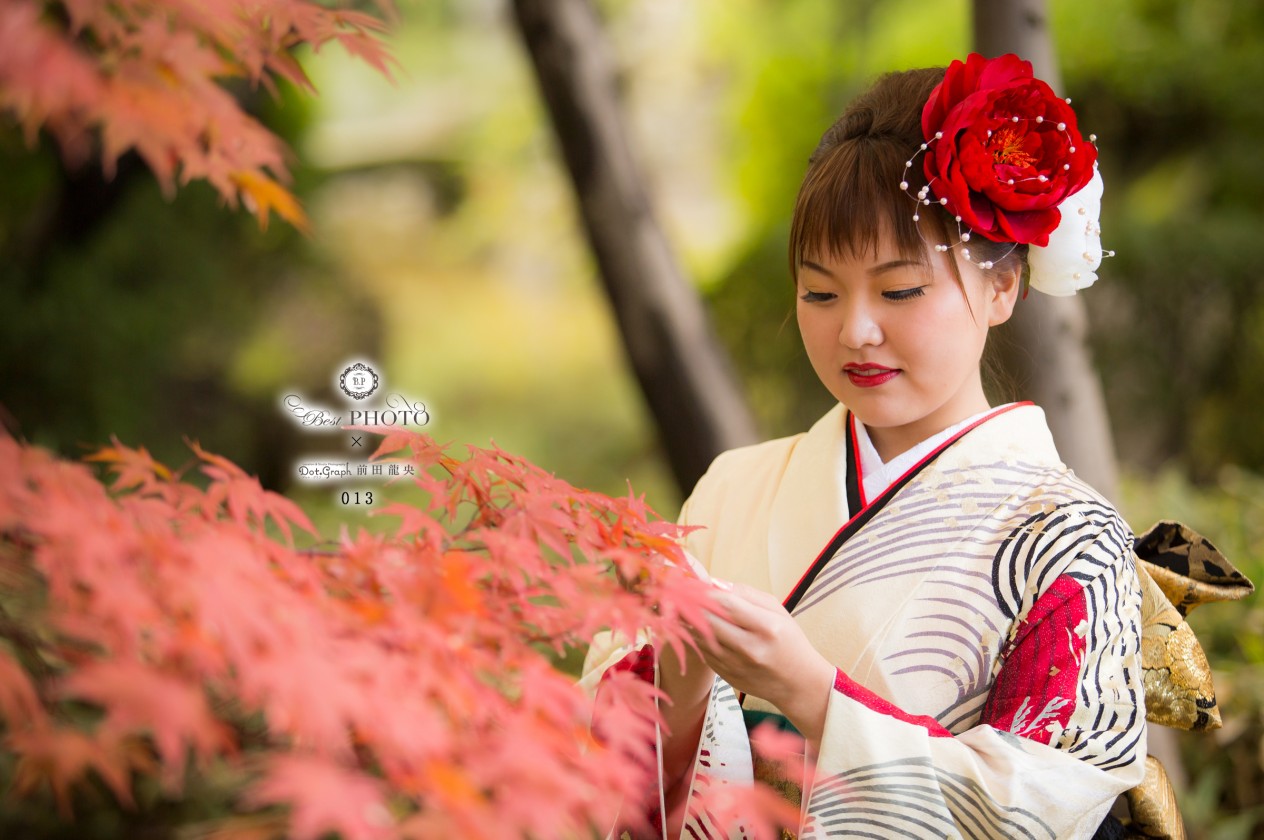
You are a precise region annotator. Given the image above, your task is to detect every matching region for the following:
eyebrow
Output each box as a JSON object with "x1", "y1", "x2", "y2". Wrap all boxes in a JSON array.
[{"x1": 800, "y1": 258, "x2": 926, "y2": 278}]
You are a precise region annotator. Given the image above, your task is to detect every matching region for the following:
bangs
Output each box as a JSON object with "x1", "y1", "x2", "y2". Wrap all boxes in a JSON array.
[{"x1": 787, "y1": 138, "x2": 949, "y2": 281}]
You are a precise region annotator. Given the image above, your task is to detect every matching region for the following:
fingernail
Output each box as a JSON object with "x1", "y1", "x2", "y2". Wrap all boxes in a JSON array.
[{"x1": 711, "y1": 578, "x2": 733, "y2": 591}]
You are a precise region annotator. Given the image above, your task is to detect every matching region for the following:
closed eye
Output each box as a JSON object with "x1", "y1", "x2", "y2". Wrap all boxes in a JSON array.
[
  {"x1": 799, "y1": 290, "x2": 836, "y2": 303},
  {"x1": 883, "y1": 287, "x2": 926, "y2": 301}
]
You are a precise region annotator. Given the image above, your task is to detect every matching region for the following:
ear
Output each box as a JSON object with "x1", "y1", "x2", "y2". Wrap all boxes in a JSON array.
[{"x1": 986, "y1": 262, "x2": 1022, "y2": 327}]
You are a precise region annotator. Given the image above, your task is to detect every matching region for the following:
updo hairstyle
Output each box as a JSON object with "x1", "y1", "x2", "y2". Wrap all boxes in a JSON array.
[{"x1": 788, "y1": 68, "x2": 1028, "y2": 290}]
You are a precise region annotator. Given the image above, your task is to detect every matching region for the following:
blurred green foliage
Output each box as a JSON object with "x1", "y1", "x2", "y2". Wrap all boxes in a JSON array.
[
  {"x1": 1121, "y1": 468, "x2": 1264, "y2": 838},
  {"x1": 1058, "y1": 0, "x2": 1264, "y2": 479},
  {"x1": 0, "y1": 83, "x2": 381, "y2": 492}
]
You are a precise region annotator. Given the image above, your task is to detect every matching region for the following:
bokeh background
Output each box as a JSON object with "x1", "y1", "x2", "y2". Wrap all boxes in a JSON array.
[{"x1": 2, "y1": 0, "x2": 1262, "y2": 833}]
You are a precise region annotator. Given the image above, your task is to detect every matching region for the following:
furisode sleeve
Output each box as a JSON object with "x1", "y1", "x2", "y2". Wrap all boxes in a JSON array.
[{"x1": 801, "y1": 503, "x2": 1147, "y2": 839}]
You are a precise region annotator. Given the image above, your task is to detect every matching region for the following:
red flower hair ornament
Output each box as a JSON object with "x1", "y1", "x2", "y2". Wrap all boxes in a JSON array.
[{"x1": 902, "y1": 53, "x2": 1111, "y2": 296}]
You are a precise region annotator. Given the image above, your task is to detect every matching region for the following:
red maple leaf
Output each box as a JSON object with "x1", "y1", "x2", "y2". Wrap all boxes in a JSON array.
[{"x1": 244, "y1": 755, "x2": 392, "y2": 840}]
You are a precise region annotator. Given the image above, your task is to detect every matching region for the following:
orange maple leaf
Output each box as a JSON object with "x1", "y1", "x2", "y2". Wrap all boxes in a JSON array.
[
  {"x1": 84, "y1": 438, "x2": 173, "y2": 491},
  {"x1": 9, "y1": 727, "x2": 134, "y2": 816},
  {"x1": 58, "y1": 660, "x2": 232, "y2": 792},
  {"x1": 229, "y1": 170, "x2": 310, "y2": 234}
]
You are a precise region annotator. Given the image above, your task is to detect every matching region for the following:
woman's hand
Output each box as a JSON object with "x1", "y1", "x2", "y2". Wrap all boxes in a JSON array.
[
  {"x1": 655, "y1": 625, "x2": 716, "y2": 833},
  {"x1": 693, "y1": 580, "x2": 836, "y2": 744}
]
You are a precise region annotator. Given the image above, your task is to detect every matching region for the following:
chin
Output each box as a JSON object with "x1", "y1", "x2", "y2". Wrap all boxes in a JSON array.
[
  {"x1": 836, "y1": 402, "x2": 903, "y2": 431},
  {"x1": 834, "y1": 386, "x2": 899, "y2": 416}
]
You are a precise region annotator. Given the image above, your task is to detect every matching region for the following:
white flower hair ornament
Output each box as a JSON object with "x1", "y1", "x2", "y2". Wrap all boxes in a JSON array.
[
  {"x1": 1027, "y1": 167, "x2": 1105, "y2": 295},
  {"x1": 901, "y1": 53, "x2": 1113, "y2": 296}
]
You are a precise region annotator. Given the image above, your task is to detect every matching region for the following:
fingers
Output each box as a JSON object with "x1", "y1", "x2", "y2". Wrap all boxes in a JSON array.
[
  {"x1": 685, "y1": 607, "x2": 740, "y2": 652},
  {"x1": 705, "y1": 582, "x2": 784, "y2": 632},
  {"x1": 722, "y1": 579, "x2": 786, "y2": 611},
  {"x1": 685, "y1": 578, "x2": 793, "y2": 670},
  {"x1": 684, "y1": 579, "x2": 825, "y2": 702},
  {"x1": 676, "y1": 598, "x2": 743, "y2": 661}
]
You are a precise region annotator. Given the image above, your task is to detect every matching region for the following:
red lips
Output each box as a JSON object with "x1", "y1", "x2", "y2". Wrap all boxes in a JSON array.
[{"x1": 843, "y1": 363, "x2": 901, "y2": 388}]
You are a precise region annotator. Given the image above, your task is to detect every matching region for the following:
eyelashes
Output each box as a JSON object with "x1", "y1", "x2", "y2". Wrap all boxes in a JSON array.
[
  {"x1": 882, "y1": 287, "x2": 927, "y2": 301},
  {"x1": 798, "y1": 287, "x2": 927, "y2": 303}
]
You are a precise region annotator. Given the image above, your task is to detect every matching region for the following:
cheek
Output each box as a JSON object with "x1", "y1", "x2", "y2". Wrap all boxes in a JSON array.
[
  {"x1": 899, "y1": 298, "x2": 984, "y2": 363},
  {"x1": 797, "y1": 311, "x2": 842, "y2": 374},
  {"x1": 796, "y1": 306, "x2": 831, "y2": 347}
]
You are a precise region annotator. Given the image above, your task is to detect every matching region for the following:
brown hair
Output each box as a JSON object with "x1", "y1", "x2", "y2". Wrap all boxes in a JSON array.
[{"x1": 787, "y1": 67, "x2": 1027, "y2": 288}]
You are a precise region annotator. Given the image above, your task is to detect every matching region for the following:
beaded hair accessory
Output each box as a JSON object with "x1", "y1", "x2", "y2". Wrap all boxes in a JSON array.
[{"x1": 900, "y1": 53, "x2": 1112, "y2": 296}]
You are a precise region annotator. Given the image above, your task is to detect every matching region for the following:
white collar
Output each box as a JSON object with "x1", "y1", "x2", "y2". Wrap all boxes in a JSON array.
[
  {"x1": 764, "y1": 400, "x2": 1055, "y2": 599},
  {"x1": 852, "y1": 406, "x2": 1009, "y2": 503}
]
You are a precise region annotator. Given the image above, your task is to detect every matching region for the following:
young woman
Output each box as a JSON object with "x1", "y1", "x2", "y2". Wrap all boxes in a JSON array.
[{"x1": 585, "y1": 54, "x2": 1145, "y2": 839}]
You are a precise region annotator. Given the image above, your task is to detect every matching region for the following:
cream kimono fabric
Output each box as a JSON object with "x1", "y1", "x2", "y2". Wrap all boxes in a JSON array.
[{"x1": 582, "y1": 401, "x2": 1146, "y2": 839}]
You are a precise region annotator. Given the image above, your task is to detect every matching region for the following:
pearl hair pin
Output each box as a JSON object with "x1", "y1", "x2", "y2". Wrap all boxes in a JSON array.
[
  {"x1": 898, "y1": 114, "x2": 1115, "y2": 278},
  {"x1": 905, "y1": 55, "x2": 1114, "y2": 295}
]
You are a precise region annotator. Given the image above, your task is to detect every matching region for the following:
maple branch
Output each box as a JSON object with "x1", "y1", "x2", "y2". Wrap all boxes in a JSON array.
[
  {"x1": 0, "y1": 601, "x2": 55, "y2": 699},
  {"x1": 0, "y1": 432, "x2": 767, "y2": 837},
  {"x1": 0, "y1": 526, "x2": 40, "y2": 553},
  {"x1": 0, "y1": 0, "x2": 397, "y2": 231}
]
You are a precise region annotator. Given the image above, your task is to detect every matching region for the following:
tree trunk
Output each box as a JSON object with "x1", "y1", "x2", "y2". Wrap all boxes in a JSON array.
[
  {"x1": 973, "y1": 0, "x2": 1187, "y2": 797},
  {"x1": 973, "y1": 0, "x2": 1120, "y2": 502},
  {"x1": 509, "y1": 0, "x2": 759, "y2": 495}
]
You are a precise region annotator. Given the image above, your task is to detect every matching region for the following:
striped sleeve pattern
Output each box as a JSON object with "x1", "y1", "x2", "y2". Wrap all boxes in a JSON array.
[
  {"x1": 805, "y1": 757, "x2": 1058, "y2": 839},
  {"x1": 985, "y1": 501, "x2": 1145, "y2": 771},
  {"x1": 801, "y1": 500, "x2": 1147, "y2": 839}
]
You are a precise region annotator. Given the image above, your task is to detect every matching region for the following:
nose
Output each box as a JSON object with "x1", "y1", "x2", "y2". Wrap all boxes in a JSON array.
[{"x1": 838, "y1": 300, "x2": 883, "y2": 349}]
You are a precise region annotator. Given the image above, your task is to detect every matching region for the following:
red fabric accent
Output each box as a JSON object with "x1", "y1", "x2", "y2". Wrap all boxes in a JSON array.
[
  {"x1": 592, "y1": 643, "x2": 656, "y2": 746},
  {"x1": 833, "y1": 668, "x2": 954, "y2": 738},
  {"x1": 981, "y1": 575, "x2": 1087, "y2": 744},
  {"x1": 593, "y1": 644, "x2": 664, "y2": 837},
  {"x1": 847, "y1": 412, "x2": 868, "y2": 509},
  {"x1": 782, "y1": 401, "x2": 1034, "y2": 610},
  {"x1": 599, "y1": 643, "x2": 656, "y2": 686}
]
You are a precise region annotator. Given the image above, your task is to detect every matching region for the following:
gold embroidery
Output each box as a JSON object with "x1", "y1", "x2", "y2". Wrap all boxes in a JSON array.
[
  {"x1": 1123, "y1": 755, "x2": 1186, "y2": 840},
  {"x1": 1137, "y1": 565, "x2": 1220, "y2": 730},
  {"x1": 1124, "y1": 521, "x2": 1253, "y2": 838},
  {"x1": 752, "y1": 753, "x2": 801, "y2": 840}
]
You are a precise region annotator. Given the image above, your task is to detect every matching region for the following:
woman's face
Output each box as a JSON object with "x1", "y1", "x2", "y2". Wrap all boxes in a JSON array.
[{"x1": 795, "y1": 229, "x2": 1018, "y2": 461}]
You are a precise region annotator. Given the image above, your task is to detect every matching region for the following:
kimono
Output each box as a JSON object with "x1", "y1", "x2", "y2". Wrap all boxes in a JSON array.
[{"x1": 582, "y1": 400, "x2": 1147, "y2": 839}]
